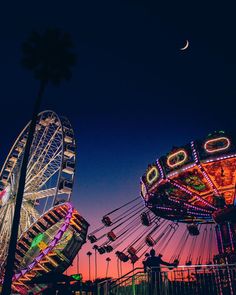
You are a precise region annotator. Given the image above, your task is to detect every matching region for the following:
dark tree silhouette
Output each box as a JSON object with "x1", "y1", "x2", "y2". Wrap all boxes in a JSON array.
[
  {"x1": 2, "y1": 28, "x2": 76, "y2": 295},
  {"x1": 106, "y1": 257, "x2": 111, "y2": 277},
  {"x1": 87, "y1": 251, "x2": 92, "y2": 281}
]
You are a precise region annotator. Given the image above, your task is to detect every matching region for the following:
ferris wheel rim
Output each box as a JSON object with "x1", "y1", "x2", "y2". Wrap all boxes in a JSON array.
[
  {"x1": 12, "y1": 202, "x2": 73, "y2": 280},
  {"x1": 10, "y1": 202, "x2": 89, "y2": 294}
]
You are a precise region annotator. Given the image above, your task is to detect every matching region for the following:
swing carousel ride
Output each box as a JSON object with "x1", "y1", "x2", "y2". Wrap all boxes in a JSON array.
[
  {"x1": 0, "y1": 111, "x2": 89, "y2": 294},
  {"x1": 89, "y1": 131, "x2": 236, "y2": 268}
]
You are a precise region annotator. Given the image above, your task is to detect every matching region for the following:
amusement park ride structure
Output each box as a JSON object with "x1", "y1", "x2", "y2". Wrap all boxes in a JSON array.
[
  {"x1": 89, "y1": 131, "x2": 236, "y2": 267},
  {"x1": 0, "y1": 111, "x2": 89, "y2": 294}
]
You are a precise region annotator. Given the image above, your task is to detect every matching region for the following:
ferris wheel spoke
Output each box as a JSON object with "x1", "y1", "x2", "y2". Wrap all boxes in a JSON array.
[
  {"x1": 25, "y1": 147, "x2": 62, "y2": 193},
  {"x1": 0, "y1": 206, "x2": 8, "y2": 234},
  {"x1": 28, "y1": 125, "x2": 50, "y2": 172},
  {"x1": 24, "y1": 187, "x2": 60, "y2": 201},
  {"x1": 28, "y1": 125, "x2": 57, "y2": 175},
  {"x1": 23, "y1": 203, "x2": 40, "y2": 222},
  {"x1": 29, "y1": 113, "x2": 58, "y2": 164},
  {"x1": 27, "y1": 122, "x2": 61, "y2": 175},
  {"x1": 26, "y1": 125, "x2": 62, "y2": 181},
  {"x1": 0, "y1": 204, "x2": 14, "y2": 263},
  {"x1": 20, "y1": 204, "x2": 32, "y2": 233}
]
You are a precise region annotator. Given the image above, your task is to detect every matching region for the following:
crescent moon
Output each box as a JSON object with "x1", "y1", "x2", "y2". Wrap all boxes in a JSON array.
[{"x1": 180, "y1": 40, "x2": 189, "y2": 51}]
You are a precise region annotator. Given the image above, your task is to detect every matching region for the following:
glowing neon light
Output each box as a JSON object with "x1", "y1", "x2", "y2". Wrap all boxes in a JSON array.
[
  {"x1": 71, "y1": 274, "x2": 82, "y2": 281},
  {"x1": 31, "y1": 233, "x2": 44, "y2": 248},
  {"x1": 204, "y1": 137, "x2": 230, "y2": 153},
  {"x1": 13, "y1": 203, "x2": 73, "y2": 282},
  {"x1": 146, "y1": 166, "x2": 159, "y2": 184},
  {"x1": 141, "y1": 182, "x2": 147, "y2": 197},
  {"x1": 167, "y1": 150, "x2": 187, "y2": 168},
  {"x1": 156, "y1": 159, "x2": 165, "y2": 178}
]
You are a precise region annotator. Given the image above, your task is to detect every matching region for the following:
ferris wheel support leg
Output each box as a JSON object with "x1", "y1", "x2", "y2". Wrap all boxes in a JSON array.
[{"x1": 1, "y1": 81, "x2": 46, "y2": 295}]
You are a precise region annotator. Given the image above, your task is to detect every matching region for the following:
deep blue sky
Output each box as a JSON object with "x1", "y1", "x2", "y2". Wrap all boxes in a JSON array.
[{"x1": 0, "y1": 0, "x2": 236, "y2": 225}]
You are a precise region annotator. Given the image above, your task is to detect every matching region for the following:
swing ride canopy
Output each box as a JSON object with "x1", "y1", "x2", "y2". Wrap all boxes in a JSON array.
[
  {"x1": 88, "y1": 131, "x2": 236, "y2": 267},
  {"x1": 141, "y1": 131, "x2": 236, "y2": 224}
]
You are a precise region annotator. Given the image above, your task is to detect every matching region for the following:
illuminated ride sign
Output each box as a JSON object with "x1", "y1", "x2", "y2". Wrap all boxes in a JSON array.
[
  {"x1": 167, "y1": 150, "x2": 188, "y2": 168},
  {"x1": 146, "y1": 166, "x2": 159, "y2": 185},
  {"x1": 204, "y1": 137, "x2": 230, "y2": 153},
  {"x1": 141, "y1": 132, "x2": 236, "y2": 223}
]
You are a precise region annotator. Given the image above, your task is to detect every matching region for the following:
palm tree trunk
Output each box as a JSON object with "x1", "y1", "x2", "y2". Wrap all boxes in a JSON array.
[
  {"x1": 1, "y1": 80, "x2": 46, "y2": 295},
  {"x1": 94, "y1": 248, "x2": 97, "y2": 280},
  {"x1": 106, "y1": 261, "x2": 110, "y2": 278},
  {"x1": 88, "y1": 256, "x2": 91, "y2": 281}
]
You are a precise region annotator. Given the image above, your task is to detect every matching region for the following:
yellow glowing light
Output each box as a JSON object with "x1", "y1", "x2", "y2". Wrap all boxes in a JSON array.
[
  {"x1": 141, "y1": 182, "x2": 147, "y2": 196},
  {"x1": 204, "y1": 137, "x2": 230, "y2": 153},
  {"x1": 167, "y1": 150, "x2": 188, "y2": 168},
  {"x1": 146, "y1": 167, "x2": 159, "y2": 184},
  {"x1": 38, "y1": 241, "x2": 47, "y2": 250}
]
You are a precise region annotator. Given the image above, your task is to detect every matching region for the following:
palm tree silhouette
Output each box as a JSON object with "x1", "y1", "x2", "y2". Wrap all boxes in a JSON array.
[
  {"x1": 93, "y1": 244, "x2": 99, "y2": 280},
  {"x1": 2, "y1": 28, "x2": 76, "y2": 295},
  {"x1": 87, "y1": 251, "x2": 92, "y2": 281}
]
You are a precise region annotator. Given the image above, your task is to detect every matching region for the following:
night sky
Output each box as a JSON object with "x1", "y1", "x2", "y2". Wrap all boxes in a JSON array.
[{"x1": 1, "y1": 0, "x2": 236, "y2": 279}]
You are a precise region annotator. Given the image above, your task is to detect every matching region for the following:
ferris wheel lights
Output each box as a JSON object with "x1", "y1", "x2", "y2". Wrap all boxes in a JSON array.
[
  {"x1": 64, "y1": 131, "x2": 74, "y2": 143},
  {"x1": 70, "y1": 220, "x2": 82, "y2": 231},
  {"x1": 64, "y1": 144, "x2": 76, "y2": 158},
  {"x1": 21, "y1": 269, "x2": 28, "y2": 276},
  {"x1": 62, "y1": 161, "x2": 75, "y2": 174},
  {"x1": 14, "y1": 274, "x2": 21, "y2": 281},
  {"x1": 35, "y1": 253, "x2": 44, "y2": 262},
  {"x1": 42, "y1": 248, "x2": 51, "y2": 255}
]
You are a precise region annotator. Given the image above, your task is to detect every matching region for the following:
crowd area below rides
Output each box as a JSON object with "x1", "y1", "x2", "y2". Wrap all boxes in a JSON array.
[{"x1": 89, "y1": 131, "x2": 236, "y2": 268}]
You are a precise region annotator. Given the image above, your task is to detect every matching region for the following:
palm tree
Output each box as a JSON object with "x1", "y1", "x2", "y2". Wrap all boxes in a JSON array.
[
  {"x1": 87, "y1": 251, "x2": 92, "y2": 281},
  {"x1": 1, "y1": 28, "x2": 76, "y2": 295},
  {"x1": 106, "y1": 257, "x2": 111, "y2": 278},
  {"x1": 93, "y1": 244, "x2": 99, "y2": 280}
]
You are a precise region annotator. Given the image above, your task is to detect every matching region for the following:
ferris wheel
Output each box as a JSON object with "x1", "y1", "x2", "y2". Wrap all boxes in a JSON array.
[{"x1": 0, "y1": 110, "x2": 76, "y2": 267}]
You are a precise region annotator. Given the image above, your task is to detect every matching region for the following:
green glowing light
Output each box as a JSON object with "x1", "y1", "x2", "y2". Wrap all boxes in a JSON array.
[
  {"x1": 71, "y1": 274, "x2": 82, "y2": 281},
  {"x1": 31, "y1": 233, "x2": 44, "y2": 248}
]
